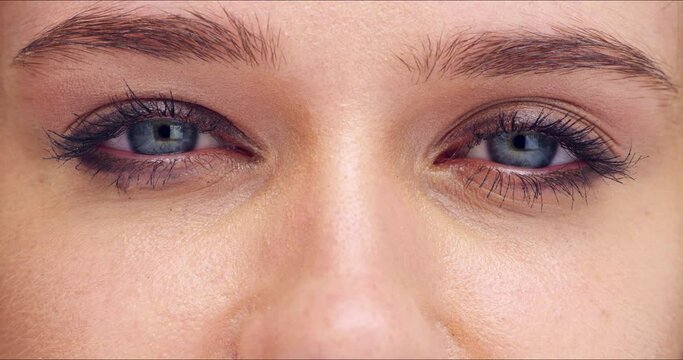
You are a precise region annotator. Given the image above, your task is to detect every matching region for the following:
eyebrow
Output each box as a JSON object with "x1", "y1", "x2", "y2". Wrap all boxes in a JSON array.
[
  {"x1": 13, "y1": 6, "x2": 283, "y2": 68},
  {"x1": 396, "y1": 27, "x2": 676, "y2": 92}
]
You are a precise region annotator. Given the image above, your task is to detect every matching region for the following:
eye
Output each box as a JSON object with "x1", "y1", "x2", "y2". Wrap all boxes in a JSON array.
[
  {"x1": 433, "y1": 101, "x2": 640, "y2": 208},
  {"x1": 102, "y1": 119, "x2": 221, "y2": 155},
  {"x1": 48, "y1": 90, "x2": 261, "y2": 191},
  {"x1": 466, "y1": 131, "x2": 575, "y2": 168}
]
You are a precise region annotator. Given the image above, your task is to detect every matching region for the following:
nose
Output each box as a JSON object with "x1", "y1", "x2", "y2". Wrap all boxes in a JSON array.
[{"x1": 235, "y1": 129, "x2": 452, "y2": 358}]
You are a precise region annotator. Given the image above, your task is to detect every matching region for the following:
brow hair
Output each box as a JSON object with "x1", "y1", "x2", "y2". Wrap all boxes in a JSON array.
[
  {"x1": 397, "y1": 27, "x2": 676, "y2": 92},
  {"x1": 13, "y1": 5, "x2": 283, "y2": 68}
]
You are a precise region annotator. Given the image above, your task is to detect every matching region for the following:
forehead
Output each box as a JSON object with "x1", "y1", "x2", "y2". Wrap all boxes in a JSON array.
[{"x1": 2, "y1": 1, "x2": 679, "y2": 71}]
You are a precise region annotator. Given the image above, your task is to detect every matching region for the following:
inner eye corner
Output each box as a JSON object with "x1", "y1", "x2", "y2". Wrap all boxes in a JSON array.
[{"x1": 432, "y1": 146, "x2": 465, "y2": 166}]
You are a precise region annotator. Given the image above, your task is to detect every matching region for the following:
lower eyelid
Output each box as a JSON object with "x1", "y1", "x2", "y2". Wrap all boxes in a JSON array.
[
  {"x1": 437, "y1": 157, "x2": 584, "y2": 174},
  {"x1": 431, "y1": 160, "x2": 593, "y2": 209},
  {"x1": 95, "y1": 144, "x2": 250, "y2": 162},
  {"x1": 75, "y1": 149, "x2": 255, "y2": 191}
]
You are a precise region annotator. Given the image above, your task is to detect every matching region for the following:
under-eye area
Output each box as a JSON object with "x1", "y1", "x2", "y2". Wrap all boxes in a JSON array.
[
  {"x1": 47, "y1": 88, "x2": 262, "y2": 191},
  {"x1": 431, "y1": 100, "x2": 642, "y2": 208}
]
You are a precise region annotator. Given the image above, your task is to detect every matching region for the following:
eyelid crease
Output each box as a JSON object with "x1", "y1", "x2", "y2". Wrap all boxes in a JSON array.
[{"x1": 431, "y1": 98, "x2": 623, "y2": 158}]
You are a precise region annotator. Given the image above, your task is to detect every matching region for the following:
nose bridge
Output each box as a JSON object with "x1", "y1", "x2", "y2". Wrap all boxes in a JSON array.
[
  {"x1": 320, "y1": 129, "x2": 380, "y2": 256},
  {"x1": 305, "y1": 105, "x2": 413, "y2": 262}
]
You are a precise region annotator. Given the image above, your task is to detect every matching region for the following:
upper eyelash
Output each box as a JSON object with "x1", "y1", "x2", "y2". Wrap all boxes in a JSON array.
[
  {"x1": 49, "y1": 91, "x2": 641, "y2": 203},
  {"x1": 48, "y1": 89, "x2": 202, "y2": 161},
  {"x1": 46, "y1": 87, "x2": 255, "y2": 162},
  {"x1": 468, "y1": 109, "x2": 642, "y2": 181}
]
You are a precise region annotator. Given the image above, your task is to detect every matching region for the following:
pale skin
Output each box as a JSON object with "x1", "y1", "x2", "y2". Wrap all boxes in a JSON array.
[{"x1": 0, "y1": 1, "x2": 682, "y2": 358}]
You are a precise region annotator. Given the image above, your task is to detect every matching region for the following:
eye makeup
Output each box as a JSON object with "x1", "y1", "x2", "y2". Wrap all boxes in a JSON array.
[
  {"x1": 48, "y1": 88, "x2": 262, "y2": 191},
  {"x1": 432, "y1": 101, "x2": 642, "y2": 208},
  {"x1": 48, "y1": 86, "x2": 641, "y2": 208}
]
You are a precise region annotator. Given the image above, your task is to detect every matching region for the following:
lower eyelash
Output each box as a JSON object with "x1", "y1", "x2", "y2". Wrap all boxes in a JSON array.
[
  {"x1": 451, "y1": 148, "x2": 642, "y2": 209},
  {"x1": 462, "y1": 164, "x2": 591, "y2": 209},
  {"x1": 69, "y1": 150, "x2": 244, "y2": 192},
  {"x1": 76, "y1": 153, "x2": 194, "y2": 191}
]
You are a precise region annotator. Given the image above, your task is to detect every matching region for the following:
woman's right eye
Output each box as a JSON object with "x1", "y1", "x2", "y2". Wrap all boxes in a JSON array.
[
  {"x1": 48, "y1": 92, "x2": 260, "y2": 191},
  {"x1": 103, "y1": 119, "x2": 222, "y2": 155}
]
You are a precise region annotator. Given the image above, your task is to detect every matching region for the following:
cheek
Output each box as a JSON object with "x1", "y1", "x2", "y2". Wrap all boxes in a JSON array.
[
  {"x1": 0, "y1": 190, "x2": 263, "y2": 357},
  {"x1": 428, "y1": 200, "x2": 683, "y2": 356},
  {"x1": 0, "y1": 167, "x2": 315, "y2": 357},
  {"x1": 2, "y1": 147, "x2": 682, "y2": 357}
]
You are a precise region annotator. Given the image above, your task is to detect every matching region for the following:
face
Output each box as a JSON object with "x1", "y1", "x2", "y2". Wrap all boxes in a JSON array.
[{"x1": 1, "y1": 1, "x2": 681, "y2": 357}]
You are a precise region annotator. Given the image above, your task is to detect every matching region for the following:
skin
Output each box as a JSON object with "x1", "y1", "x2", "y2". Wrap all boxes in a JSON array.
[{"x1": 1, "y1": 1, "x2": 682, "y2": 358}]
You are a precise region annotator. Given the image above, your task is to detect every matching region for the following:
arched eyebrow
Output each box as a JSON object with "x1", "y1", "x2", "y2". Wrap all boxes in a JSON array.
[
  {"x1": 12, "y1": 5, "x2": 283, "y2": 68},
  {"x1": 396, "y1": 27, "x2": 677, "y2": 92}
]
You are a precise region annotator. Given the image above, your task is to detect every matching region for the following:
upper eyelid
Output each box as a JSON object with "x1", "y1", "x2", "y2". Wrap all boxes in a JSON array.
[
  {"x1": 71, "y1": 98, "x2": 203, "y2": 129},
  {"x1": 68, "y1": 97, "x2": 254, "y2": 143},
  {"x1": 48, "y1": 96, "x2": 267, "y2": 162},
  {"x1": 429, "y1": 101, "x2": 641, "y2": 185},
  {"x1": 432, "y1": 98, "x2": 613, "y2": 152},
  {"x1": 59, "y1": 94, "x2": 617, "y2": 163},
  {"x1": 425, "y1": 99, "x2": 635, "y2": 171}
]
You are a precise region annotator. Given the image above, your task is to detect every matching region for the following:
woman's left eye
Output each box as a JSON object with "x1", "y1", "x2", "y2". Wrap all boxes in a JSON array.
[
  {"x1": 432, "y1": 101, "x2": 641, "y2": 208},
  {"x1": 102, "y1": 119, "x2": 221, "y2": 155},
  {"x1": 466, "y1": 131, "x2": 575, "y2": 168}
]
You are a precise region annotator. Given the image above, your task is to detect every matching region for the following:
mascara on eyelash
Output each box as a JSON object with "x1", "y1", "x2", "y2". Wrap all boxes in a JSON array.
[
  {"x1": 435, "y1": 105, "x2": 644, "y2": 208},
  {"x1": 45, "y1": 88, "x2": 258, "y2": 191}
]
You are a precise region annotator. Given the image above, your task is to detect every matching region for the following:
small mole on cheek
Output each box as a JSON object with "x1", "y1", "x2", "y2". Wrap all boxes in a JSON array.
[{"x1": 600, "y1": 308, "x2": 611, "y2": 321}]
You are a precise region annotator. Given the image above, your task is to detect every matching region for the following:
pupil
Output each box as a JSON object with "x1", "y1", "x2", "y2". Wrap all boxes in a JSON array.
[
  {"x1": 512, "y1": 134, "x2": 526, "y2": 150},
  {"x1": 128, "y1": 120, "x2": 198, "y2": 155},
  {"x1": 157, "y1": 124, "x2": 171, "y2": 139},
  {"x1": 486, "y1": 132, "x2": 559, "y2": 168}
]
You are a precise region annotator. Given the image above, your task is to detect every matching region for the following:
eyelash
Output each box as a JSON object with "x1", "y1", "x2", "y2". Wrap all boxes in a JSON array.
[
  {"x1": 47, "y1": 89, "x2": 257, "y2": 191},
  {"x1": 49, "y1": 92, "x2": 640, "y2": 207},
  {"x1": 434, "y1": 107, "x2": 642, "y2": 208}
]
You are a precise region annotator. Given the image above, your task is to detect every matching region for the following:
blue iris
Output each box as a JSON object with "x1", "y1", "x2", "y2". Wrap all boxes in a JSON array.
[
  {"x1": 127, "y1": 120, "x2": 198, "y2": 155},
  {"x1": 487, "y1": 132, "x2": 558, "y2": 168}
]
